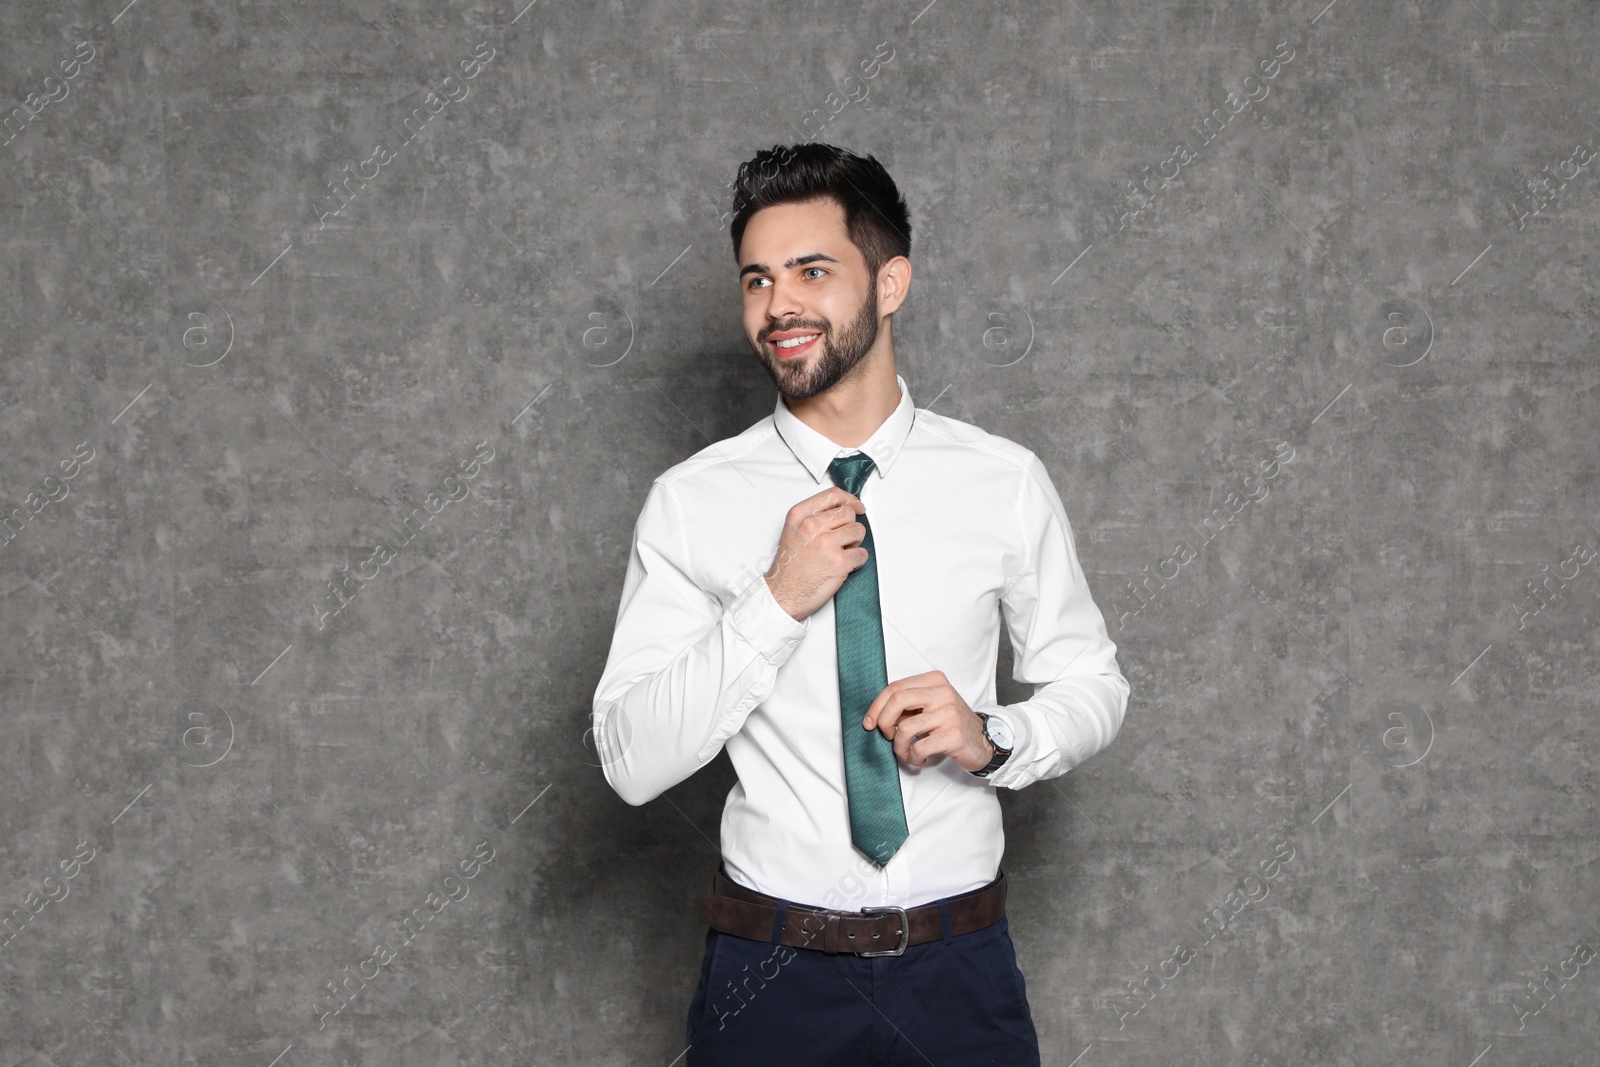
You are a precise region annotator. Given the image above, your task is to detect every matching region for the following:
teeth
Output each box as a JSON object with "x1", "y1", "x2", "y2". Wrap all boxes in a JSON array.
[{"x1": 775, "y1": 334, "x2": 819, "y2": 349}]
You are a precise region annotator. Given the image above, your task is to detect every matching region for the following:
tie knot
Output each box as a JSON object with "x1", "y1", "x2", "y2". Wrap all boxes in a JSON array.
[{"x1": 827, "y1": 453, "x2": 876, "y2": 495}]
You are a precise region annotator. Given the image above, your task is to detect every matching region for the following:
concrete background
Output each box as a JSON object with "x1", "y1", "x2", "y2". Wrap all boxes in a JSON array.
[{"x1": 1, "y1": 0, "x2": 1596, "y2": 1064}]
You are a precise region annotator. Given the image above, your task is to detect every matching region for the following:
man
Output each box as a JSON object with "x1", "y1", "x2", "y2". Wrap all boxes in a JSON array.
[{"x1": 591, "y1": 142, "x2": 1130, "y2": 1065}]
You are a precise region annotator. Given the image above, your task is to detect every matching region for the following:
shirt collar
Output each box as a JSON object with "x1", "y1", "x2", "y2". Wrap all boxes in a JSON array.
[{"x1": 772, "y1": 373, "x2": 918, "y2": 485}]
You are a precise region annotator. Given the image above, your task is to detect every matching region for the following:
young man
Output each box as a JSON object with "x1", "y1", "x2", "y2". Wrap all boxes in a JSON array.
[{"x1": 591, "y1": 143, "x2": 1130, "y2": 1065}]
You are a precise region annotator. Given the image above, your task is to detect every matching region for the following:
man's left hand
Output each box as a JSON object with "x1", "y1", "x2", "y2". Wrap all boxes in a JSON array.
[{"x1": 862, "y1": 670, "x2": 992, "y2": 772}]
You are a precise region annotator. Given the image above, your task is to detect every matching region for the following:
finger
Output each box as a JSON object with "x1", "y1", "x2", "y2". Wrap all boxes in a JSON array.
[
  {"x1": 895, "y1": 703, "x2": 971, "y2": 756},
  {"x1": 870, "y1": 690, "x2": 924, "y2": 739},
  {"x1": 901, "y1": 731, "x2": 917, "y2": 767},
  {"x1": 804, "y1": 509, "x2": 861, "y2": 555},
  {"x1": 811, "y1": 488, "x2": 862, "y2": 517},
  {"x1": 862, "y1": 678, "x2": 905, "y2": 732},
  {"x1": 899, "y1": 722, "x2": 949, "y2": 767},
  {"x1": 901, "y1": 727, "x2": 927, "y2": 766},
  {"x1": 826, "y1": 514, "x2": 866, "y2": 550},
  {"x1": 868, "y1": 683, "x2": 952, "y2": 735},
  {"x1": 894, "y1": 709, "x2": 929, "y2": 748},
  {"x1": 893, "y1": 711, "x2": 941, "y2": 761},
  {"x1": 809, "y1": 498, "x2": 847, "y2": 524},
  {"x1": 863, "y1": 676, "x2": 947, "y2": 732}
]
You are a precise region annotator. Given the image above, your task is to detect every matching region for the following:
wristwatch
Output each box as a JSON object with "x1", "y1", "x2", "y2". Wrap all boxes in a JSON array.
[{"x1": 971, "y1": 712, "x2": 1014, "y2": 778}]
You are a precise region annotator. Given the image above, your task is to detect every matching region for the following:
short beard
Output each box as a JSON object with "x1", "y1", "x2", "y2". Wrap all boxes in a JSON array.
[{"x1": 751, "y1": 283, "x2": 880, "y2": 401}]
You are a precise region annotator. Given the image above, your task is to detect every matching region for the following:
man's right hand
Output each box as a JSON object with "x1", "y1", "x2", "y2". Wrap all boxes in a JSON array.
[{"x1": 764, "y1": 486, "x2": 870, "y2": 622}]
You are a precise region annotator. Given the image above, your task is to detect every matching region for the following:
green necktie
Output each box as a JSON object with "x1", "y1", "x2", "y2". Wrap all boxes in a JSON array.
[{"x1": 827, "y1": 453, "x2": 909, "y2": 868}]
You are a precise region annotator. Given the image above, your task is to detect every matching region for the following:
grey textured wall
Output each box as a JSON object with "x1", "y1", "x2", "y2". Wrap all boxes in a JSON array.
[{"x1": 2, "y1": 0, "x2": 1596, "y2": 1063}]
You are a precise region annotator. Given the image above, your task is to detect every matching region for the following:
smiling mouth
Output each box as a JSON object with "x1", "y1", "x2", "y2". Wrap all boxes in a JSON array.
[{"x1": 770, "y1": 332, "x2": 821, "y2": 359}]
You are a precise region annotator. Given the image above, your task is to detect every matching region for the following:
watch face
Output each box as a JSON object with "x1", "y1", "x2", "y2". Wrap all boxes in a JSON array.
[{"x1": 985, "y1": 714, "x2": 1014, "y2": 750}]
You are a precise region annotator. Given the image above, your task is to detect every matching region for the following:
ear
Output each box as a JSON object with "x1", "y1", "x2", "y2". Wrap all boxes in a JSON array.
[{"x1": 876, "y1": 255, "x2": 912, "y2": 316}]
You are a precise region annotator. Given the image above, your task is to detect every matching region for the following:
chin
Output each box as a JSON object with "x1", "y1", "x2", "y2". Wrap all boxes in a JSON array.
[{"x1": 772, "y1": 370, "x2": 813, "y2": 397}]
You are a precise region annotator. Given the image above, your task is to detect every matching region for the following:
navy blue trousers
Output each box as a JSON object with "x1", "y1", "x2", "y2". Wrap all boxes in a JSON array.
[{"x1": 684, "y1": 874, "x2": 1040, "y2": 1066}]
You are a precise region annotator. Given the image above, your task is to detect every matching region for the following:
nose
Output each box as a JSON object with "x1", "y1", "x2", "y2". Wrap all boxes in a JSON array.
[{"x1": 764, "y1": 275, "x2": 805, "y2": 325}]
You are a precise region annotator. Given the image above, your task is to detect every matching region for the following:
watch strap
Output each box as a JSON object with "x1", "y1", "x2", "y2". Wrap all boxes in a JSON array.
[{"x1": 972, "y1": 712, "x2": 1012, "y2": 778}]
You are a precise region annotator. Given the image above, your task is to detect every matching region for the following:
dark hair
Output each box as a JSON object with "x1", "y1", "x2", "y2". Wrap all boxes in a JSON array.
[{"x1": 728, "y1": 143, "x2": 911, "y2": 283}]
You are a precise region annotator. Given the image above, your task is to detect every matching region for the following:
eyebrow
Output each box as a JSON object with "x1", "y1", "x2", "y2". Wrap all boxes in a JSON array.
[{"x1": 738, "y1": 252, "x2": 842, "y2": 280}]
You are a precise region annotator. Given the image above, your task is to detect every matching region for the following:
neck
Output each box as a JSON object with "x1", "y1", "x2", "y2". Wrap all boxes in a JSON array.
[{"x1": 782, "y1": 335, "x2": 900, "y2": 449}]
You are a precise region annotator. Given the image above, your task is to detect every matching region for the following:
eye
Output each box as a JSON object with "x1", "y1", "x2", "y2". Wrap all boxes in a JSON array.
[
  {"x1": 746, "y1": 277, "x2": 771, "y2": 291},
  {"x1": 802, "y1": 267, "x2": 827, "y2": 279}
]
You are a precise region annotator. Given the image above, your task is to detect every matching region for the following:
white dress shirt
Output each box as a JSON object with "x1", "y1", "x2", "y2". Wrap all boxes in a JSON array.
[{"x1": 592, "y1": 373, "x2": 1130, "y2": 910}]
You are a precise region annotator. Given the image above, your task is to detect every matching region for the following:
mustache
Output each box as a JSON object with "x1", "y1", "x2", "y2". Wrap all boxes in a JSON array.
[{"x1": 760, "y1": 321, "x2": 829, "y2": 342}]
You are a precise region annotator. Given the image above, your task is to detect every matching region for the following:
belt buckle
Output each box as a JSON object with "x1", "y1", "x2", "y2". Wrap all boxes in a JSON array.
[{"x1": 856, "y1": 905, "x2": 909, "y2": 957}]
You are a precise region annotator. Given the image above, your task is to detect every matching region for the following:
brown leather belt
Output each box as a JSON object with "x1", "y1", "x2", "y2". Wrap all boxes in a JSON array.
[{"x1": 699, "y1": 865, "x2": 1007, "y2": 957}]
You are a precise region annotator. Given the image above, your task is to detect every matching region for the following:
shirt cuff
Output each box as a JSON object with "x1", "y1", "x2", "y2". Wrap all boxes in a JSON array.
[
  {"x1": 970, "y1": 705, "x2": 1037, "y2": 789},
  {"x1": 726, "y1": 572, "x2": 808, "y2": 662}
]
